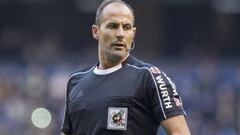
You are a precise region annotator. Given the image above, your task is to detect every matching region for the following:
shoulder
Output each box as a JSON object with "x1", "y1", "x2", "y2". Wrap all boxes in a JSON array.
[
  {"x1": 125, "y1": 56, "x2": 175, "y2": 85},
  {"x1": 65, "y1": 65, "x2": 95, "y2": 96},
  {"x1": 69, "y1": 66, "x2": 95, "y2": 78},
  {"x1": 67, "y1": 65, "x2": 95, "y2": 86},
  {"x1": 125, "y1": 55, "x2": 161, "y2": 74}
]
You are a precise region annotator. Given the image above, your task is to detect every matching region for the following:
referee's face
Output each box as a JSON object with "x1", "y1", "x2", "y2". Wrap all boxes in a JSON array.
[{"x1": 92, "y1": 3, "x2": 136, "y2": 63}]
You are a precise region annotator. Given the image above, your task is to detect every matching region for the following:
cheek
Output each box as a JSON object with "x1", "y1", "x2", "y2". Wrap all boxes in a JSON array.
[
  {"x1": 100, "y1": 31, "x2": 114, "y2": 44},
  {"x1": 126, "y1": 33, "x2": 134, "y2": 43}
]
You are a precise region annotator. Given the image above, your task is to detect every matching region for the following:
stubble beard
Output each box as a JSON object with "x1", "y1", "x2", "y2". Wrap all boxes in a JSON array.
[
  {"x1": 106, "y1": 50, "x2": 123, "y2": 63},
  {"x1": 105, "y1": 48, "x2": 128, "y2": 64}
]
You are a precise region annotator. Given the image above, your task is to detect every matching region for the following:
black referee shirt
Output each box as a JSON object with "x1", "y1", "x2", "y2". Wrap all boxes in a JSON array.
[{"x1": 61, "y1": 55, "x2": 186, "y2": 135}]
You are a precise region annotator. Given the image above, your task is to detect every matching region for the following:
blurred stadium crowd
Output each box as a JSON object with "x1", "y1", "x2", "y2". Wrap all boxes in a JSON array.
[{"x1": 0, "y1": 0, "x2": 240, "y2": 135}]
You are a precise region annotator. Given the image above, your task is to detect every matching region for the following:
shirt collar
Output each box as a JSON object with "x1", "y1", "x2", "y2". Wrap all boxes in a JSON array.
[{"x1": 93, "y1": 63, "x2": 122, "y2": 75}]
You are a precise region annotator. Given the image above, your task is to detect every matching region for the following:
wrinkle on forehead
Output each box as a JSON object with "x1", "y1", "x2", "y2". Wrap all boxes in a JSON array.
[
  {"x1": 103, "y1": 15, "x2": 133, "y2": 25},
  {"x1": 100, "y1": 2, "x2": 134, "y2": 25}
]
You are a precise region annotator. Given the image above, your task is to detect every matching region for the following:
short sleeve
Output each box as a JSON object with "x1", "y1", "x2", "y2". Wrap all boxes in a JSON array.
[
  {"x1": 61, "y1": 81, "x2": 73, "y2": 134},
  {"x1": 146, "y1": 67, "x2": 186, "y2": 122}
]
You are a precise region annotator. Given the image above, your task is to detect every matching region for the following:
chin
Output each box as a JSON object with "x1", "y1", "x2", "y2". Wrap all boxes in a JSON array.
[{"x1": 107, "y1": 51, "x2": 127, "y2": 62}]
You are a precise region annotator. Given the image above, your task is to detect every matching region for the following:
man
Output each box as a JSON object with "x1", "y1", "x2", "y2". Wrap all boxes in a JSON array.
[{"x1": 61, "y1": 0, "x2": 191, "y2": 135}]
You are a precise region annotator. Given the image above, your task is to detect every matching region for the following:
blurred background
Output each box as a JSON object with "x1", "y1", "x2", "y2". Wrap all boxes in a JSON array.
[{"x1": 0, "y1": 0, "x2": 239, "y2": 135}]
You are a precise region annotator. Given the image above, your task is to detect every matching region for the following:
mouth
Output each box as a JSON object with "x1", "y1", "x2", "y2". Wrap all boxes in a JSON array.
[{"x1": 112, "y1": 43, "x2": 126, "y2": 50}]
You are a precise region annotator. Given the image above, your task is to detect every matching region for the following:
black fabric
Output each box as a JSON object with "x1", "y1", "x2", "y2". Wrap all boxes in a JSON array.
[{"x1": 61, "y1": 55, "x2": 186, "y2": 135}]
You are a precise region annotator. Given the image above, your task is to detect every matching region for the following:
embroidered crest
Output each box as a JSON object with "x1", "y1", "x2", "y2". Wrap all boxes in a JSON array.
[{"x1": 107, "y1": 107, "x2": 128, "y2": 130}]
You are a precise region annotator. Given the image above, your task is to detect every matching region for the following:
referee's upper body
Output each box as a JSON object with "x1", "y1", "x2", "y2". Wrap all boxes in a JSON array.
[{"x1": 61, "y1": 0, "x2": 191, "y2": 135}]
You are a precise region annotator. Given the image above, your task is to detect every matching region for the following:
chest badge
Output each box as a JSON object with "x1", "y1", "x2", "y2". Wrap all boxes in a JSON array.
[{"x1": 107, "y1": 107, "x2": 128, "y2": 130}]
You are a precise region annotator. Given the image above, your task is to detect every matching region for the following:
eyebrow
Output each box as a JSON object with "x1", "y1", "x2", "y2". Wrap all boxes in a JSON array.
[{"x1": 106, "y1": 21, "x2": 133, "y2": 26}]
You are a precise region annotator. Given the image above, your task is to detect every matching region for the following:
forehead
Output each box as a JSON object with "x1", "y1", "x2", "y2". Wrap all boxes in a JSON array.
[{"x1": 101, "y1": 2, "x2": 134, "y2": 24}]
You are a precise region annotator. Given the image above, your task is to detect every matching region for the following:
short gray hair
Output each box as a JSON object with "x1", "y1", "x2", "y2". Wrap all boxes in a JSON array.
[{"x1": 95, "y1": 0, "x2": 135, "y2": 26}]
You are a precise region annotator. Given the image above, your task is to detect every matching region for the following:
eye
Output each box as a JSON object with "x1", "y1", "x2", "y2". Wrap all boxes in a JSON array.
[
  {"x1": 107, "y1": 23, "x2": 118, "y2": 29},
  {"x1": 123, "y1": 24, "x2": 132, "y2": 30}
]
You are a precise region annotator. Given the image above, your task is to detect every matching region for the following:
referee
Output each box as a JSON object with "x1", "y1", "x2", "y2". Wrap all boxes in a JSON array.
[{"x1": 61, "y1": 0, "x2": 191, "y2": 135}]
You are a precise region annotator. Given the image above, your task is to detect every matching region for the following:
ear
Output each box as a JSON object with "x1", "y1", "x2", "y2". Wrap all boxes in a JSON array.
[
  {"x1": 92, "y1": 25, "x2": 99, "y2": 40},
  {"x1": 132, "y1": 27, "x2": 136, "y2": 40}
]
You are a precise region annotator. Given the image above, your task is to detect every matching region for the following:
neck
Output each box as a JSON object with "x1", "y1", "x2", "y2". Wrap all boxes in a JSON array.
[{"x1": 98, "y1": 53, "x2": 129, "y2": 70}]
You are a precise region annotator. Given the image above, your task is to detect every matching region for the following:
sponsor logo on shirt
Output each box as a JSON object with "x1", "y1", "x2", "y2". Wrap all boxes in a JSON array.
[
  {"x1": 107, "y1": 107, "x2": 128, "y2": 130},
  {"x1": 162, "y1": 72, "x2": 178, "y2": 96},
  {"x1": 155, "y1": 75, "x2": 173, "y2": 109},
  {"x1": 78, "y1": 91, "x2": 84, "y2": 97}
]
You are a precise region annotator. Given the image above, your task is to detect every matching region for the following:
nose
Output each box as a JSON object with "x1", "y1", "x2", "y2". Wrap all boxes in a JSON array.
[{"x1": 116, "y1": 27, "x2": 124, "y2": 40}]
